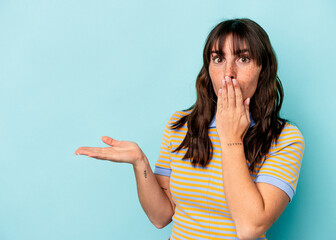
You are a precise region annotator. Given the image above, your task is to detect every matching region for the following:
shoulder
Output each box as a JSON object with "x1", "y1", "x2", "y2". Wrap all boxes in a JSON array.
[
  {"x1": 167, "y1": 109, "x2": 192, "y2": 126},
  {"x1": 268, "y1": 122, "x2": 305, "y2": 156},
  {"x1": 279, "y1": 122, "x2": 304, "y2": 144}
]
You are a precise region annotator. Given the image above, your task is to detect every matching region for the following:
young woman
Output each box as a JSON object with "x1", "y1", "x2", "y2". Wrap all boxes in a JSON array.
[{"x1": 75, "y1": 18, "x2": 304, "y2": 240}]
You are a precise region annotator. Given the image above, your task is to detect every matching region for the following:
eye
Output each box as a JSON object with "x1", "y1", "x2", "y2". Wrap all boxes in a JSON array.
[
  {"x1": 239, "y1": 57, "x2": 250, "y2": 63},
  {"x1": 211, "y1": 55, "x2": 223, "y2": 64}
]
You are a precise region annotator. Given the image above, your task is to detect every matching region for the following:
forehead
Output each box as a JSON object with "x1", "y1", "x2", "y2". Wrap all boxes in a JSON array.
[{"x1": 211, "y1": 34, "x2": 249, "y2": 52}]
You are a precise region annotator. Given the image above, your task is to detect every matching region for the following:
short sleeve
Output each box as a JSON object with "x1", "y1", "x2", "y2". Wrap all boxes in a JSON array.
[
  {"x1": 254, "y1": 123, "x2": 305, "y2": 202},
  {"x1": 154, "y1": 116, "x2": 173, "y2": 177}
]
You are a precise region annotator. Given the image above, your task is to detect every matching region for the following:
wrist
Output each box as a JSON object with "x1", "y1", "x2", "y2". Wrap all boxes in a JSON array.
[
  {"x1": 220, "y1": 139, "x2": 245, "y2": 153},
  {"x1": 219, "y1": 138, "x2": 243, "y2": 146},
  {"x1": 133, "y1": 153, "x2": 149, "y2": 169}
]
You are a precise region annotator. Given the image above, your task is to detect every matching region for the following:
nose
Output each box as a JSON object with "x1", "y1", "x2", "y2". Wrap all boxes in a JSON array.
[{"x1": 224, "y1": 60, "x2": 236, "y2": 79}]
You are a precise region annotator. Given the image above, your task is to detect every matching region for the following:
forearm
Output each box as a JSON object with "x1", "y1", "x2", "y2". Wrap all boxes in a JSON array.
[
  {"x1": 221, "y1": 144, "x2": 267, "y2": 238},
  {"x1": 133, "y1": 155, "x2": 174, "y2": 228}
]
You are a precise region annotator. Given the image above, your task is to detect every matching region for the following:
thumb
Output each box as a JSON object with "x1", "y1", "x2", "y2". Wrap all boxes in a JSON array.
[
  {"x1": 244, "y1": 98, "x2": 250, "y2": 121},
  {"x1": 101, "y1": 136, "x2": 120, "y2": 146}
]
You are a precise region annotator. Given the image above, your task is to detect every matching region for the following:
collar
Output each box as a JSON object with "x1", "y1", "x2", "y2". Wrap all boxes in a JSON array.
[{"x1": 209, "y1": 112, "x2": 255, "y2": 129}]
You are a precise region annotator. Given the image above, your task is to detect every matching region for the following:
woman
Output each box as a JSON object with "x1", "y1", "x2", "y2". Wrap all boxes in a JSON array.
[{"x1": 75, "y1": 18, "x2": 304, "y2": 239}]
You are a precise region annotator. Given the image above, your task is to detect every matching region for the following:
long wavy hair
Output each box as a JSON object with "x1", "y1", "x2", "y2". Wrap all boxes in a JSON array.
[{"x1": 172, "y1": 18, "x2": 287, "y2": 172}]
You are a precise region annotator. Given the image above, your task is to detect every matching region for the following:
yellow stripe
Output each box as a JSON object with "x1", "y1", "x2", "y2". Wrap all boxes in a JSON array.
[
  {"x1": 171, "y1": 184, "x2": 225, "y2": 199},
  {"x1": 178, "y1": 212, "x2": 233, "y2": 220},
  {"x1": 266, "y1": 149, "x2": 303, "y2": 165},
  {"x1": 174, "y1": 220, "x2": 238, "y2": 238},
  {"x1": 258, "y1": 165, "x2": 295, "y2": 184},
  {"x1": 171, "y1": 139, "x2": 184, "y2": 144},
  {"x1": 155, "y1": 163, "x2": 167, "y2": 168},
  {"x1": 171, "y1": 226, "x2": 194, "y2": 240},
  {"x1": 174, "y1": 215, "x2": 237, "y2": 232},
  {"x1": 282, "y1": 145, "x2": 304, "y2": 159},
  {"x1": 272, "y1": 137, "x2": 304, "y2": 150},
  {"x1": 170, "y1": 134, "x2": 187, "y2": 140},
  {"x1": 173, "y1": 174, "x2": 222, "y2": 187},
  {"x1": 172, "y1": 194, "x2": 229, "y2": 213},
  {"x1": 171, "y1": 163, "x2": 222, "y2": 176},
  {"x1": 172, "y1": 169, "x2": 222, "y2": 181},
  {"x1": 160, "y1": 146, "x2": 170, "y2": 152},
  {"x1": 263, "y1": 157, "x2": 300, "y2": 175},
  {"x1": 171, "y1": 189, "x2": 226, "y2": 205},
  {"x1": 156, "y1": 160, "x2": 170, "y2": 166},
  {"x1": 171, "y1": 178, "x2": 223, "y2": 193},
  {"x1": 176, "y1": 208, "x2": 235, "y2": 223},
  {"x1": 158, "y1": 154, "x2": 170, "y2": 160}
]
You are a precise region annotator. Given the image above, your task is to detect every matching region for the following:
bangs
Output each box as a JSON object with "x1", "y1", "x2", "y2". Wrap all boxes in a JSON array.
[{"x1": 208, "y1": 25, "x2": 264, "y2": 66}]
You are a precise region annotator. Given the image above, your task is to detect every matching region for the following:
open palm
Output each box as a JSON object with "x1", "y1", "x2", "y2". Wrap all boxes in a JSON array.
[{"x1": 75, "y1": 136, "x2": 144, "y2": 165}]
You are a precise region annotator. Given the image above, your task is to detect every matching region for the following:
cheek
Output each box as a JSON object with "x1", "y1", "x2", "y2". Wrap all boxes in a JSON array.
[
  {"x1": 239, "y1": 75, "x2": 259, "y2": 99},
  {"x1": 209, "y1": 67, "x2": 221, "y2": 94},
  {"x1": 244, "y1": 82, "x2": 258, "y2": 98},
  {"x1": 243, "y1": 66, "x2": 261, "y2": 96}
]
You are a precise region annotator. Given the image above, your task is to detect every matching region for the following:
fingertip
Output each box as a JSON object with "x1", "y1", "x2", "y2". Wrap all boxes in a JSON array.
[
  {"x1": 232, "y1": 79, "x2": 237, "y2": 86},
  {"x1": 74, "y1": 148, "x2": 80, "y2": 155},
  {"x1": 222, "y1": 79, "x2": 226, "y2": 87},
  {"x1": 218, "y1": 88, "x2": 222, "y2": 95},
  {"x1": 244, "y1": 97, "x2": 250, "y2": 106},
  {"x1": 101, "y1": 136, "x2": 109, "y2": 142}
]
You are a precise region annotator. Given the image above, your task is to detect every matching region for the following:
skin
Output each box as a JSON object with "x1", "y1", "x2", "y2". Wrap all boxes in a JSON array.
[
  {"x1": 209, "y1": 35, "x2": 261, "y2": 101},
  {"x1": 74, "y1": 34, "x2": 289, "y2": 239},
  {"x1": 213, "y1": 35, "x2": 289, "y2": 239},
  {"x1": 209, "y1": 34, "x2": 262, "y2": 141}
]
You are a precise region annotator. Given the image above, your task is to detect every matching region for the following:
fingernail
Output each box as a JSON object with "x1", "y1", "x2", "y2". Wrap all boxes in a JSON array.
[
  {"x1": 219, "y1": 88, "x2": 222, "y2": 95},
  {"x1": 246, "y1": 98, "x2": 250, "y2": 105},
  {"x1": 222, "y1": 79, "x2": 226, "y2": 86},
  {"x1": 225, "y1": 76, "x2": 230, "y2": 81},
  {"x1": 232, "y1": 79, "x2": 237, "y2": 85}
]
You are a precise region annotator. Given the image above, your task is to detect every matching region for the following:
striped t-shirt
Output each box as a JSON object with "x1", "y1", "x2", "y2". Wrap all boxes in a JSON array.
[{"x1": 154, "y1": 110, "x2": 304, "y2": 240}]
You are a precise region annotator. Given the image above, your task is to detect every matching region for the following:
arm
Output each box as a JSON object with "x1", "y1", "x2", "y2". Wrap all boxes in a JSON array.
[
  {"x1": 75, "y1": 136, "x2": 174, "y2": 228},
  {"x1": 220, "y1": 145, "x2": 289, "y2": 239},
  {"x1": 133, "y1": 156, "x2": 174, "y2": 228},
  {"x1": 216, "y1": 77, "x2": 291, "y2": 239}
]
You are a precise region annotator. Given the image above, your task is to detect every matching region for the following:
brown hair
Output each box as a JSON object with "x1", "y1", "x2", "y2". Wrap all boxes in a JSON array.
[{"x1": 172, "y1": 18, "x2": 286, "y2": 172}]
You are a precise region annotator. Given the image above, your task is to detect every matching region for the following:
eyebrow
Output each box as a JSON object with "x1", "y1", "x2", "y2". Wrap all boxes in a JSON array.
[
  {"x1": 235, "y1": 49, "x2": 250, "y2": 55},
  {"x1": 210, "y1": 49, "x2": 250, "y2": 55}
]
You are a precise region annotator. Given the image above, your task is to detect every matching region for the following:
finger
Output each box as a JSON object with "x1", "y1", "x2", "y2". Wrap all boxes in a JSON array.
[
  {"x1": 83, "y1": 147, "x2": 112, "y2": 160},
  {"x1": 221, "y1": 78, "x2": 228, "y2": 109},
  {"x1": 232, "y1": 79, "x2": 243, "y2": 109},
  {"x1": 75, "y1": 147, "x2": 104, "y2": 156},
  {"x1": 217, "y1": 86, "x2": 223, "y2": 111},
  {"x1": 244, "y1": 98, "x2": 251, "y2": 122},
  {"x1": 226, "y1": 76, "x2": 236, "y2": 108},
  {"x1": 74, "y1": 146, "x2": 91, "y2": 155},
  {"x1": 102, "y1": 136, "x2": 120, "y2": 147},
  {"x1": 75, "y1": 146, "x2": 121, "y2": 162}
]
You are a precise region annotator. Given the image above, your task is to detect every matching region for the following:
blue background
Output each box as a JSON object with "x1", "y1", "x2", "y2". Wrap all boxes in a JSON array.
[{"x1": 1, "y1": 0, "x2": 335, "y2": 239}]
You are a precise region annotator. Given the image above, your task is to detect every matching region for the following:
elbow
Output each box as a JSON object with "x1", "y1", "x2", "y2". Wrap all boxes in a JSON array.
[
  {"x1": 236, "y1": 223, "x2": 266, "y2": 240},
  {"x1": 154, "y1": 223, "x2": 168, "y2": 229},
  {"x1": 147, "y1": 203, "x2": 174, "y2": 229},
  {"x1": 152, "y1": 218, "x2": 172, "y2": 229},
  {"x1": 149, "y1": 211, "x2": 173, "y2": 229}
]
